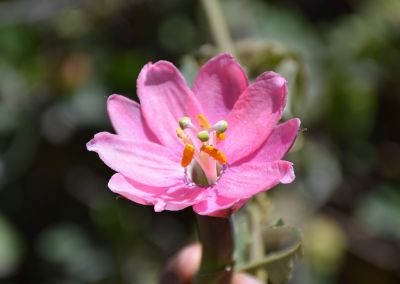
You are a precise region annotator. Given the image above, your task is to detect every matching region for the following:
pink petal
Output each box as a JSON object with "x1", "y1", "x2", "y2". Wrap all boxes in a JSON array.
[
  {"x1": 87, "y1": 132, "x2": 183, "y2": 187},
  {"x1": 214, "y1": 161, "x2": 295, "y2": 199},
  {"x1": 107, "y1": 94, "x2": 159, "y2": 142},
  {"x1": 221, "y1": 72, "x2": 287, "y2": 164},
  {"x1": 137, "y1": 61, "x2": 203, "y2": 149},
  {"x1": 192, "y1": 54, "x2": 248, "y2": 123},
  {"x1": 240, "y1": 118, "x2": 301, "y2": 164},
  {"x1": 193, "y1": 191, "x2": 244, "y2": 217},
  {"x1": 108, "y1": 173, "x2": 165, "y2": 206},
  {"x1": 108, "y1": 173, "x2": 210, "y2": 212}
]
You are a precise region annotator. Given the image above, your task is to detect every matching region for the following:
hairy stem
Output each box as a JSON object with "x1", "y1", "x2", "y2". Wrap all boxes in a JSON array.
[{"x1": 194, "y1": 215, "x2": 235, "y2": 284}]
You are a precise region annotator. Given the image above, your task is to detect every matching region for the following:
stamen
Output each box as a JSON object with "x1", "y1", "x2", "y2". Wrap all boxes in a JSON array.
[
  {"x1": 181, "y1": 144, "x2": 195, "y2": 167},
  {"x1": 197, "y1": 114, "x2": 211, "y2": 130},
  {"x1": 217, "y1": 132, "x2": 226, "y2": 141},
  {"x1": 212, "y1": 120, "x2": 228, "y2": 133},
  {"x1": 176, "y1": 128, "x2": 186, "y2": 141},
  {"x1": 176, "y1": 115, "x2": 228, "y2": 186},
  {"x1": 201, "y1": 145, "x2": 227, "y2": 164},
  {"x1": 197, "y1": 130, "x2": 210, "y2": 142},
  {"x1": 179, "y1": 116, "x2": 194, "y2": 129}
]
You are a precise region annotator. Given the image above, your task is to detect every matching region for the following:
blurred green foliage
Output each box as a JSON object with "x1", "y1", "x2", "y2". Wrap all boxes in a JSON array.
[{"x1": 0, "y1": 0, "x2": 400, "y2": 283}]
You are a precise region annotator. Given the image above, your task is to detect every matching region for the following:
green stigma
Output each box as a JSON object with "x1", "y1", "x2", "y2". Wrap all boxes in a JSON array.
[
  {"x1": 213, "y1": 120, "x2": 228, "y2": 133},
  {"x1": 197, "y1": 130, "x2": 210, "y2": 142},
  {"x1": 179, "y1": 116, "x2": 193, "y2": 129}
]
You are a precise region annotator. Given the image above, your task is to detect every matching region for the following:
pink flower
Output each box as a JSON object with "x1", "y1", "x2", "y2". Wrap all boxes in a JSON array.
[{"x1": 87, "y1": 54, "x2": 300, "y2": 217}]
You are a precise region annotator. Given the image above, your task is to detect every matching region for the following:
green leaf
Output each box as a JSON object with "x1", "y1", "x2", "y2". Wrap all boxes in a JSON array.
[
  {"x1": 273, "y1": 218, "x2": 285, "y2": 227},
  {"x1": 238, "y1": 225, "x2": 302, "y2": 284}
]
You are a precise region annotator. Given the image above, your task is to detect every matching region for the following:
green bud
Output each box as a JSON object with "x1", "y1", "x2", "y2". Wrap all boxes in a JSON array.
[{"x1": 197, "y1": 130, "x2": 210, "y2": 142}]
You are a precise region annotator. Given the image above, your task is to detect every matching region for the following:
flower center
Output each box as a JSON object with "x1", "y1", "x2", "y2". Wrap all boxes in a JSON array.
[{"x1": 176, "y1": 114, "x2": 228, "y2": 186}]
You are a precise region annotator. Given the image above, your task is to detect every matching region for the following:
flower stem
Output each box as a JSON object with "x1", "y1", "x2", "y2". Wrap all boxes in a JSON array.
[
  {"x1": 200, "y1": 0, "x2": 236, "y2": 55},
  {"x1": 194, "y1": 215, "x2": 235, "y2": 284}
]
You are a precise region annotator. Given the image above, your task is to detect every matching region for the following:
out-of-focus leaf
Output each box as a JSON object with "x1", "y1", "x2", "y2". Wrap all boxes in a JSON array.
[
  {"x1": 235, "y1": 195, "x2": 302, "y2": 283},
  {"x1": 0, "y1": 104, "x2": 18, "y2": 133},
  {"x1": 220, "y1": 0, "x2": 324, "y2": 124},
  {"x1": 263, "y1": 226, "x2": 302, "y2": 284},
  {"x1": 304, "y1": 216, "x2": 347, "y2": 275},
  {"x1": 158, "y1": 15, "x2": 197, "y2": 54},
  {"x1": 36, "y1": 223, "x2": 111, "y2": 282},
  {"x1": 105, "y1": 52, "x2": 147, "y2": 96},
  {"x1": 355, "y1": 184, "x2": 400, "y2": 241},
  {"x1": 300, "y1": 138, "x2": 342, "y2": 205},
  {"x1": 325, "y1": 0, "x2": 400, "y2": 143},
  {"x1": 238, "y1": 225, "x2": 302, "y2": 284},
  {"x1": 0, "y1": 214, "x2": 23, "y2": 278},
  {"x1": 233, "y1": 39, "x2": 307, "y2": 119},
  {"x1": 0, "y1": 25, "x2": 38, "y2": 64},
  {"x1": 53, "y1": 8, "x2": 91, "y2": 39}
]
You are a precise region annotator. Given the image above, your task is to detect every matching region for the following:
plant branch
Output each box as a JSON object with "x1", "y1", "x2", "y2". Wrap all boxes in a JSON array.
[{"x1": 200, "y1": 0, "x2": 235, "y2": 55}]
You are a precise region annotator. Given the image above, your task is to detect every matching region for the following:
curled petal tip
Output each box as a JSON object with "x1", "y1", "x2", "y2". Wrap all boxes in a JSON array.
[
  {"x1": 273, "y1": 76, "x2": 287, "y2": 88},
  {"x1": 280, "y1": 163, "x2": 295, "y2": 184},
  {"x1": 154, "y1": 199, "x2": 167, "y2": 212},
  {"x1": 86, "y1": 132, "x2": 109, "y2": 152},
  {"x1": 107, "y1": 93, "x2": 121, "y2": 102},
  {"x1": 293, "y1": 117, "x2": 301, "y2": 127},
  {"x1": 86, "y1": 138, "x2": 96, "y2": 151},
  {"x1": 257, "y1": 71, "x2": 287, "y2": 88}
]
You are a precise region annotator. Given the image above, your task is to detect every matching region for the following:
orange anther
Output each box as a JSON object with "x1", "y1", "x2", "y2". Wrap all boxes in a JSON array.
[
  {"x1": 200, "y1": 145, "x2": 227, "y2": 164},
  {"x1": 197, "y1": 114, "x2": 211, "y2": 130},
  {"x1": 176, "y1": 128, "x2": 186, "y2": 141},
  {"x1": 217, "y1": 132, "x2": 226, "y2": 141},
  {"x1": 181, "y1": 144, "x2": 195, "y2": 167}
]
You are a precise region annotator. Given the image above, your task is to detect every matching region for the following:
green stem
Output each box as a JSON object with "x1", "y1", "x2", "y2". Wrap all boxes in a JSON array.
[
  {"x1": 248, "y1": 206, "x2": 268, "y2": 283},
  {"x1": 200, "y1": 0, "x2": 236, "y2": 55},
  {"x1": 194, "y1": 215, "x2": 235, "y2": 284}
]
